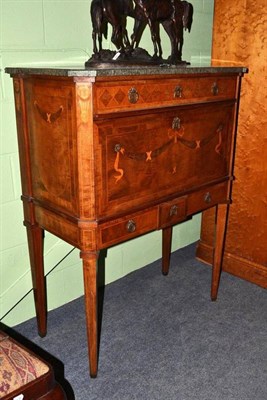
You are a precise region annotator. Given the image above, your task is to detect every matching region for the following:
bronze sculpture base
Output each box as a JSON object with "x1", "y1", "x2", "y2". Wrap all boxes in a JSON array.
[{"x1": 85, "y1": 48, "x2": 189, "y2": 68}]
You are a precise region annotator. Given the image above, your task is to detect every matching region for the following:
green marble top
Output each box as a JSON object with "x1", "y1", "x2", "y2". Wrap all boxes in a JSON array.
[{"x1": 5, "y1": 64, "x2": 248, "y2": 78}]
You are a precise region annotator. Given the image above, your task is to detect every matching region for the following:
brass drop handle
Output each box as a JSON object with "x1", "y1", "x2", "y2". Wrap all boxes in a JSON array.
[
  {"x1": 126, "y1": 220, "x2": 136, "y2": 233},
  {"x1": 212, "y1": 82, "x2": 219, "y2": 96},
  {"x1": 169, "y1": 205, "x2": 178, "y2": 216},
  {"x1": 204, "y1": 192, "x2": 212, "y2": 204},
  {"x1": 174, "y1": 86, "x2": 183, "y2": 98},
  {"x1": 114, "y1": 143, "x2": 122, "y2": 152},
  {"x1": 128, "y1": 87, "x2": 139, "y2": 104},
  {"x1": 172, "y1": 117, "x2": 181, "y2": 130}
]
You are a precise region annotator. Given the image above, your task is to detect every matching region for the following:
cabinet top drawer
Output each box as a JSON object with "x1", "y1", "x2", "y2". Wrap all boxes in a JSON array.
[{"x1": 93, "y1": 75, "x2": 238, "y2": 114}]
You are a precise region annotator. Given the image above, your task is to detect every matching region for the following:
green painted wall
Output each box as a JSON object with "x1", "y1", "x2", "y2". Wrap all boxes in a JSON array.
[{"x1": 0, "y1": 0, "x2": 214, "y2": 327}]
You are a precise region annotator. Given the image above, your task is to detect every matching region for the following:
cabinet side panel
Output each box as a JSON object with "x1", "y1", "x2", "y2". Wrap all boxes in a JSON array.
[{"x1": 24, "y1": 78, "x2": 79, "y2": 217}]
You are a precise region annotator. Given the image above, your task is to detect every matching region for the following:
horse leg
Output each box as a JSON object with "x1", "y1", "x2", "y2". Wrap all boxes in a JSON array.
[
  {"x1": 162, "y1": 20, "x2": 179, "y2": 63},
  {"x1": 121, "y1": 16, "x2": 131, "y2": 48},
  {"x1": 148, "y1": 20, "x2": 159, "y2": 58},
  {"x1": 131, "y1": 19, "x2": 146, "y2": 49},
  {"x1": 98, "y1": 32, "x2": 102, "y2": 52},
  {"x1": 111, "y1": 25, "x2": 124, "y2": 52},
  {"x1": 173, "y1": 21, "x2": 183, "y2": 61},
  {"x1": 154, "y1": 22, "x2": 162, "y2": 59},
  {"x1": 123, "y1": 28, "x2": 130, "y2": 48},
  {"x1": 92, "y1": 30, "x2": 98, "y2": 54},
  {"x1": 178, "y1": 31, "x2": 184, "y2": 60}
]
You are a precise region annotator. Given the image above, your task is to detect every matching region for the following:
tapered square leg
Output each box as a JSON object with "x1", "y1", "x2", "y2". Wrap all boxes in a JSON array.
[
  {"x1": 81, "y1": 251, "x2": 99, "y2": 378},
  {"x1": 25, "y1": 222, "x2": 47, "y2": 337},
  {"x1": 211, "y1": 204, "x2": 229, "y2": 301},
  {"x1": 162, "y1": 226, "x2": 173, "y2": 275}
]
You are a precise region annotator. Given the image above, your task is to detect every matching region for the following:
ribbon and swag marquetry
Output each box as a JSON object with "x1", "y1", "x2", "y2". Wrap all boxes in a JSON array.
[{"x1": 113, "y1": 124, "x2": 224, "y2": 183}]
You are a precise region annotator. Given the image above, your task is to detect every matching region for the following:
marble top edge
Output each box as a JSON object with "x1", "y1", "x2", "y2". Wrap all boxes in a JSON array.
[{"x1": 5, "y1": 65, "x2": 248, "y2": 77}]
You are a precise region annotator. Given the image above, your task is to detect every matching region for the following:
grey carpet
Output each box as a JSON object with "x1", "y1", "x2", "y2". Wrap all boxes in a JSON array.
[{"x1": 7, "y1": 243, "x2": 267, "y2": 399}]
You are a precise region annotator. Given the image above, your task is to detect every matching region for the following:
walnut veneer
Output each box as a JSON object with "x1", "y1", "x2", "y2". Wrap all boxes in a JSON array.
[{"x1": 6, "y1": 66, "x2": 246, "y2": 377}]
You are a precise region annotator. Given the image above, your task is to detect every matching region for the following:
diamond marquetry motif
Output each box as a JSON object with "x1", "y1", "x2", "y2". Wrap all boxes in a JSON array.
[
  {"x1": 100, "y1": 90, "x2": 113, "y2": 107},
  {"x1": 114, "y1": 89, "x2": 126, "y2": 104},
  {"x1": 140, "y1": 87, "x2": 151, "y2": 102},
  {"x1": 153, "y1": 89, "x2": 162, "y2": 100}
]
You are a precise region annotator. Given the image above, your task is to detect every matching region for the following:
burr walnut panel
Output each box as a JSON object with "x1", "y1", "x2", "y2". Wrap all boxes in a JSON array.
[{"x1": 197, "y1": 0, "x2": 267, "y2": 287}]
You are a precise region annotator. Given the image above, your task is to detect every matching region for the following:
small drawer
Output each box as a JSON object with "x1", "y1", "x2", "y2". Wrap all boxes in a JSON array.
[
  {"x1": 158, "y1": 196, "x2": 187, "y2": 229},
  {"x1": 185, "y1": 76, "x2": 237, "y2": 101},
  {"x1": 99, "y1": 208, "x2": 158, "y2": 248},
  {"x1": 93, "y1": 76, "x2": 237, "y2": 114},
  {"x1": 187, "y1": 182, "x2": 229, "y2": 215}
]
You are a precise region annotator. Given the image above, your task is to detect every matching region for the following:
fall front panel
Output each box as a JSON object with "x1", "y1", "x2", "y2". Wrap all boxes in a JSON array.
[{"x1": 96, "y1": 101, "x2": 235, "y2": 217}]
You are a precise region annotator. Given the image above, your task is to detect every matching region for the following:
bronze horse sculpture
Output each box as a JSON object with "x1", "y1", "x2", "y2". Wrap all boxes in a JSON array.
[
  {"x1": 131, "y1": 0, "x2": 193, "y2": 63},
  {"x1": 89, "y1": 0, "x2": 193, "y2": 64}
]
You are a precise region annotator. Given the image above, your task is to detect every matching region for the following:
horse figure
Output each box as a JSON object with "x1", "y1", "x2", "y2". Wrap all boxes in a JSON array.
[
  {"x1": 131, "y1": 0, "x2": 193, "y2": 63},
  {"x1": 89, "y1": 0, "x2": 193, "y2": 63},
  {"x1": 90, "y1": 0, "x2": 134, "y2": 56},
  {"x1": 91, "y1": 0, "x2": 107, "y2": 54},
  {"x1": 131, "y1": 1, "x2": 163, "y2": 59}
]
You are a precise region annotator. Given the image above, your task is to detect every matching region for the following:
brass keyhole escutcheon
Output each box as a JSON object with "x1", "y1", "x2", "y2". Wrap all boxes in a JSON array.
[
  {"x1": 126, "y1": 220, "x2": 136, "y2": 233},
  {"x1": 204, "y1": 192, "x2": 212, "y2": 204},
  {"x1": 170, "y1": 205, "x2": 178, "y2": 217},
  {"x1": 212, "y1": 82, "x2": 219, "y2": 96},
  {"x1": 128, "y1": 87, "x2": 139, "y2": 104},
  {"x1": 174, "y1": 86, "x2": 183, "y2": 98}
]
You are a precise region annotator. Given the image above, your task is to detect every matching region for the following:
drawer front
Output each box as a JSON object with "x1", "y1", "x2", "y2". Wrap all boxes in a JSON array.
[
  {"x1": 94, "y1": 76, "x2": 237, "y2": 114},
  {"x1": 99, "y1": 208, "x2": 158, "y2": 248},
  {"x1": 159, "y1": 196, "x2": 187, "y2": 228},
  {"x1": 187, "y1": 182, "x2": 229, "y2": 215},
  {"x1": 95, "y1": 101, "x2": 235, "y2": 217}
]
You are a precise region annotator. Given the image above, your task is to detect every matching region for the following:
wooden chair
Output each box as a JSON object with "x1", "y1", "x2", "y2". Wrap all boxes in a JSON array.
[{"x1": 0, "y1": 331, "x2": 67, "y2": 400}]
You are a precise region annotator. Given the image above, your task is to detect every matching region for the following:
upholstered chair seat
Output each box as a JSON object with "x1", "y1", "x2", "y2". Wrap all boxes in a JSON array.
[{"x1": 0, "y1": 331, "x2": 66, "y2": 400}]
